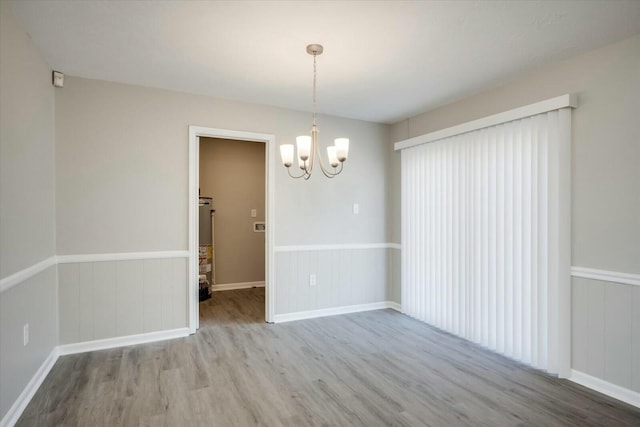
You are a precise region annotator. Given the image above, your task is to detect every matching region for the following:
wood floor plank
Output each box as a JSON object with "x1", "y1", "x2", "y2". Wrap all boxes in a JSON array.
[{"x1": 16, "y1": 287, "x2": 640, "y2": 426}]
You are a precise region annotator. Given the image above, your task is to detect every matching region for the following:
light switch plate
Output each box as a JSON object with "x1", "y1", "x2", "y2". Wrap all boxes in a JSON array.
[{"x1": 52, "y1": 71, "x2": 64, "y2": 87}]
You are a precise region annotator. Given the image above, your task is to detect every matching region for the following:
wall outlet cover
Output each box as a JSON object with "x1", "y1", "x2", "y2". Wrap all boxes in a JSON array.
[{"x1": 23, "y1": 323, "x2": 29, "y2": 346}]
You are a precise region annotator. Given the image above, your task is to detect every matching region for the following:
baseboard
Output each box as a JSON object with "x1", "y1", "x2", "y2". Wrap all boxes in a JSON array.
[
  {"x1": 570, "y1": 369, "x2": 640, "y2": 408},
  {"x1": 273, "y1": 301, "x2": 400, "y2": 323},
  {"x1": 212, "y1": 281, "x2": 265, "y2": 292},
  {"x1": 0, "y1": 348, "x2": 59, "y2": 427},
  {"x1": 387, "y1": 301, "x2": 402, "y2": 311},
  {"x1": 57, "y1": 327, "x2": 190, "y2": 356}
]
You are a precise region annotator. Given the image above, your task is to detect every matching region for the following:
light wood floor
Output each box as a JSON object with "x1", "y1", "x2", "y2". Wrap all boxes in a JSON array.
[{"x1": 17, "y1": 287, "x2": 640, "y2": 426}]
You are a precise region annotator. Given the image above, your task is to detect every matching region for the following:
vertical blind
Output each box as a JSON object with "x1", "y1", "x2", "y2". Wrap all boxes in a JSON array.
[{"x1": 400, "y1": 108, "x2": 571, "y2": 375}]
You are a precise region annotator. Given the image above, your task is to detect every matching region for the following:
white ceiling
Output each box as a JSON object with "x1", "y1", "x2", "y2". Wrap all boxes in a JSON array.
[{"x1": 9, "y1": 0, "x2": 640, "y2": 124}]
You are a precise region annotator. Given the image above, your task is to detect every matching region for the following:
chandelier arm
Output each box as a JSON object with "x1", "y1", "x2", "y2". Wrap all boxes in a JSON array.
[
  {"x1": 317, "y1": 157, "x2": 339, "y2": 177},
  {"x1": 318, "y1": 161, "x2": 343, "y2": 178},
  {"x1": 314, "y1": 134, "x2": 342, "y2": 177},
  {"x1": 316, "y1": 150, "x2": 338, "y2": 174},
  {"x1": 287, "y1": 167, "x2": 308, "y2": 179}
]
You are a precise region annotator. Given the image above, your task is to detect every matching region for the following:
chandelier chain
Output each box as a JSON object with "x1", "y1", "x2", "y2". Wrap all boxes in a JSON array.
[{"x1": 312, "y1": 53, "x2": 317, "y2": 126}]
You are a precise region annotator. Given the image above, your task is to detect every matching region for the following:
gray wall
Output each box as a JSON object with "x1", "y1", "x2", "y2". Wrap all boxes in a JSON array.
[
  {"x1": 55, "y1": 77, "x2": 391, "y2": 252},
  {"x1": 54, "y1": 75, "x2": 392, "y2": 326},
  {"x1": 0, "y1": 2, "x2": 58, "y2": 420},
  {"x1": 0, "y1": 3, "x2": 56, "y2": 276},
  {"x1": 275, "y1": 109, "x2": 390, "y2": 246},
  {"x1": 200, "y1": 138, "x2": 265, "y2": 285},
  {"x1": 270, "y1": 110, "x2": 396, "y2": 308},
  {"x1": 390, "y1": 34, "x2": 640, "y2": 390}
]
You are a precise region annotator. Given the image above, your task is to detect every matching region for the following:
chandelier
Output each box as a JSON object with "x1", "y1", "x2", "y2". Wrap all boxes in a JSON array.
[{"x1": 279, "y1": 44, "x2": 349, "y2": 179}]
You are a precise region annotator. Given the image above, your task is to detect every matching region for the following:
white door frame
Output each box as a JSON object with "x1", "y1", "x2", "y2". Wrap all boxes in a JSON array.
[{"x1": 188, "y1": 126, "x2": 275, "y2": 332}]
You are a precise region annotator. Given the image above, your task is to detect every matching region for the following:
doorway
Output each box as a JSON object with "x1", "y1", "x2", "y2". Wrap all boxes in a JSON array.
[
  {"x1": 188, "y1": 126, "x2": 275, "y2": 332},
  {"x1": 198, "y1": 137, "x2": 265, "y2": 311}
]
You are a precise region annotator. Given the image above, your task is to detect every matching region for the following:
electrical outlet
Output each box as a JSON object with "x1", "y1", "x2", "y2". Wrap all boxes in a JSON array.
[
  {"x1": 309, "y1": 274, "x2": 317, "y2": 287},
  {"x1": 353, "y1": 203, "x2": 359, "y2": 215},
  {"x1": 23, "y1": 323, "x2": 29, "y2": 346}
]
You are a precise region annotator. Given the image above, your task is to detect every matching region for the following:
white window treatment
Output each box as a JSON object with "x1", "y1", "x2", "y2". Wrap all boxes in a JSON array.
[{"x1": 398, "y1": 102, "x2": 572, "y2": 376}]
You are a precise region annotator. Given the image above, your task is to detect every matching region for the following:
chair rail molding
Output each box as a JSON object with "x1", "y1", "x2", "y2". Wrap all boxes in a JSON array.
[
  {"x1": 571, "y1": 266, "x2": 640, "y2": 287},
  {"x1": 0, "y1": 256, "x2": 57, "y2": 293},
  {"x1": 1, "y1": 251, "x2": 189, "y2": 293},
  {"x1": 57, "y1": 250, "x2": 189, "y2": 264}
]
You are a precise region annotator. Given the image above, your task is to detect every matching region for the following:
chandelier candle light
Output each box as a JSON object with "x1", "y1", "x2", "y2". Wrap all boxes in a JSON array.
[{"x1": 280, "y1": 44, "x2": 349, "y2": 179}]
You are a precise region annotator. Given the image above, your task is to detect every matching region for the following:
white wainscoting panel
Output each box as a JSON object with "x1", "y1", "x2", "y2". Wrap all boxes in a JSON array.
[
  {"x1": 387, "y1": 246, "x2": 401, "y2": 305},
  {"x1": 58, "y1": 258, "x2": 188, "y2": 345},
  {"x1": 571, "y1": 276, "x2": 640, "y2": 397},
  {"x1": 274, "y1": 247, "x2": 389, "y2": 316}
]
